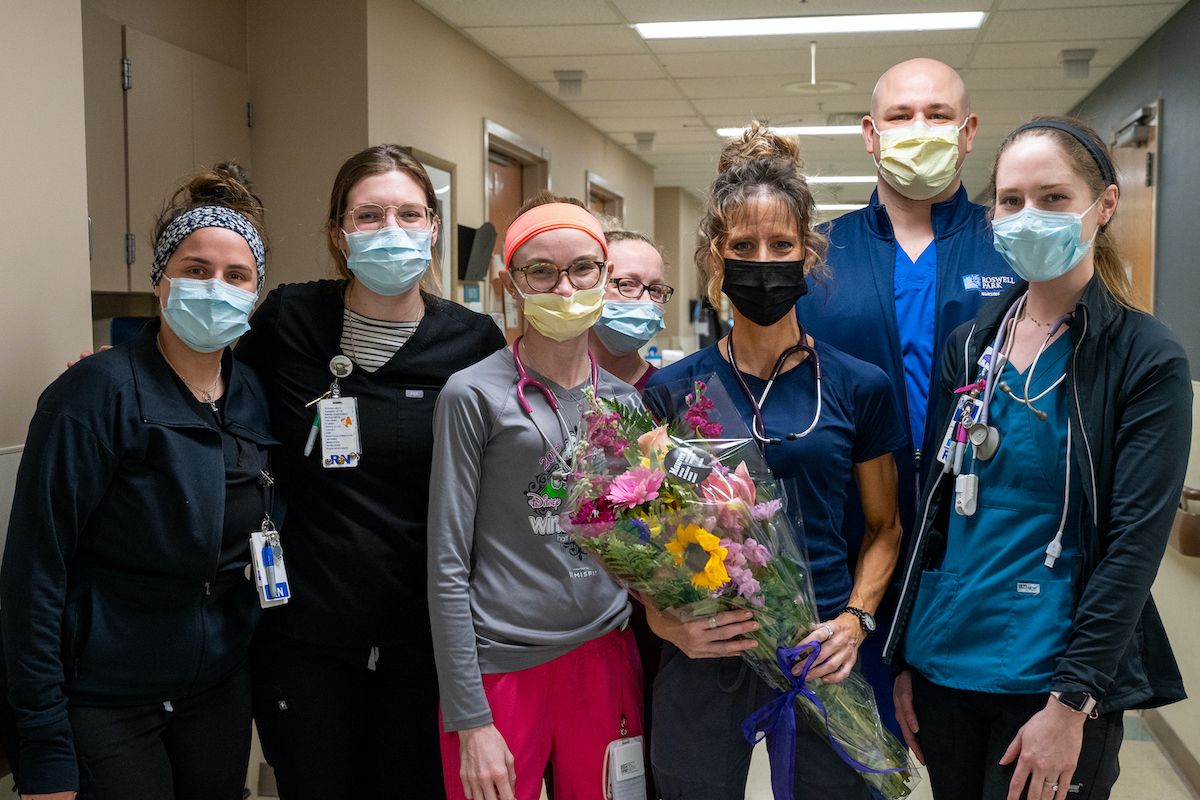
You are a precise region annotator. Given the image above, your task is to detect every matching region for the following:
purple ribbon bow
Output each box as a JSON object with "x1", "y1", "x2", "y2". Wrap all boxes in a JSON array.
[{"x1": 740, "y1": 641, "x2": 905, "y2": 799}]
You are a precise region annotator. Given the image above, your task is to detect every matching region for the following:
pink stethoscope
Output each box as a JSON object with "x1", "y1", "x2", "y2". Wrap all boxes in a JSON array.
[{"x1": 512, "y1": 336, "x2": 599, "y2": 480}]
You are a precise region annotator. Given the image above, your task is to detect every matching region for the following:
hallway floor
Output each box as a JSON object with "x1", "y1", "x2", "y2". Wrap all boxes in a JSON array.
[{"x1": 742, "y1": 712, "x2": 1196, "y2": 800}]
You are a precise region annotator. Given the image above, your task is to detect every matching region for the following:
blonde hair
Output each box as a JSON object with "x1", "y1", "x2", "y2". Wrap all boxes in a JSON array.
[
  {"x1": 989, "y1": 116, "x2": 1142, "y2": 311},
  {"x1": 696, "y1": 121, "x2": 828, "y2": 307}
]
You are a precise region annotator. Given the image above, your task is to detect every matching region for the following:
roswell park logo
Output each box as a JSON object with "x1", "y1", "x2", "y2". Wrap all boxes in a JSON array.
[{"x1": 963, "y1": 273, "x2": 1016, "y2": 297}]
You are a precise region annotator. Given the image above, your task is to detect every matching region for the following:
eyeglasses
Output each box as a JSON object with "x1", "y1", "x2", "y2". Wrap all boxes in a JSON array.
[
  {"x1": 608, "y1": 277, "x2": 675, "y2": 304},
  {"x1": 512, "y1": 259, "x2": 606, "y2": 293},
  {"x1": 344, "y1": 203, "x2": 435, "y2": 232}
]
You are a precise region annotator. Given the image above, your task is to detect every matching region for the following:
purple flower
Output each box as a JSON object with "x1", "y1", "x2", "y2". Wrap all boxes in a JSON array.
[
  {"x1": 751, "y1": 499, "x2": 783, "y2": 522},
  {"x1": 629, "y1": 518, "x2": 652, "y2": 543}
]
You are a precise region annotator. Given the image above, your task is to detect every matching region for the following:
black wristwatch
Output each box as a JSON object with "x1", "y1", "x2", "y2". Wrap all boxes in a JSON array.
[
  {"x1": 1051, "y1": 690, "x2": 1098, "y2": 717},
  {"x1": 841, "y1": 606, "x2": 876, "y2": 635}
]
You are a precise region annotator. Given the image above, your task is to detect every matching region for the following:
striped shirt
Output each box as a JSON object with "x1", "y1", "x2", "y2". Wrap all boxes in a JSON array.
[{"x1": 339, "y1": 308, "x2": 420, "y2": 372}]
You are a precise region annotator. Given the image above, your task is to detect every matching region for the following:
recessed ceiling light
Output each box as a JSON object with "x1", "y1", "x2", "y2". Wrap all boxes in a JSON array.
[
  {"x1": 716, "y1": 125, "x2": 862, "y2": 137},
  {"x1": 806, "y1": 175, "x2": 876, "y2": 184},
  {"x1": 634, "y1": 12, "x2": 986, "y2": 40}
]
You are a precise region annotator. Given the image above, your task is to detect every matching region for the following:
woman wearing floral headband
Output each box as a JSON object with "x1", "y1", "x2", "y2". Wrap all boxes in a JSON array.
[
  {"x1": 428, "y1": 193, "x2": 643, "y2": 800},
  {"x1": 642, "y1": 123, "x2": 907, "y2": 798},
  {"x1": 0, "y1": 164, "x2": 278, "y2": 800}
]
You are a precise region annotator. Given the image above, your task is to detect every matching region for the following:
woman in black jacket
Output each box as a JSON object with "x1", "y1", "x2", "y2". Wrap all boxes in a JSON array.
[
  {"x1": 887, "y1": 117, "x2": 1190, "y2": 800},
  {"x1": 0, "y1": 165, "x2": 279, "y2": 800},
  {"x1": 236, "y1": 144, "x2": 506, "y2": 799}
]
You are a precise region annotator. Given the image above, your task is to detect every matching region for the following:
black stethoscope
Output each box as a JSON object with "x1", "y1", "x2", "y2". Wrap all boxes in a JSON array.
[
  {"x1": 726, "y1": 326, "x2": 823, "y2": 446},
  {"x1": 512, "y1": 336, "x2": 599, "y2": 480}
]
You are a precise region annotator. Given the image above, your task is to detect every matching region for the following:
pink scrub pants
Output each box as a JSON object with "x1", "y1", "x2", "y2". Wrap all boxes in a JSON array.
[{"x1": 439, "y1": 626, "x2": 644, "y2": 800}]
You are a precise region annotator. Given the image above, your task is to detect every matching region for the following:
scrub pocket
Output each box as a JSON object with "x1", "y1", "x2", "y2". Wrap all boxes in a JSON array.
[
  {"x1": 902, "y1": 570, "x2": 960, "y2": 676},
  {"x1": 1001, "y1": 576, "x2": 1075, "y2": 691}
]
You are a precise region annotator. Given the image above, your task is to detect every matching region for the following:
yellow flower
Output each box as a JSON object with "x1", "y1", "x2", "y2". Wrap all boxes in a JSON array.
[{"x1": 664, "y1": 523, "x2": 729, "y2": 590}]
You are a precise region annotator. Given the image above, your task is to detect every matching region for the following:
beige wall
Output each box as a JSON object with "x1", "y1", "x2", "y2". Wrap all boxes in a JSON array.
[
  {"x1": 247, "y1": 0, "x2": 369, "y2": 288},
  {"x1": 0, "y1": 0, "x2": 93, "y2": 449},
  {"x1": 365, "y1": 0, "x2": 654, "y2": 298},
  {"x1": 1149, "y1": 380, "x2": 1200, "y2": 782},
  {"x1": 83, "y1": 0, "x2": 246, "y2": 70},
  {"x1": 654, "y1": 187, "x2": 703, "y2": 352}
]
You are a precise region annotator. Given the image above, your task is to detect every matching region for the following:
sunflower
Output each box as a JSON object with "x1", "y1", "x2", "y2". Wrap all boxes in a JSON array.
[{"x1": 664, "y1": 523, "x2": 729, "y2": 590}]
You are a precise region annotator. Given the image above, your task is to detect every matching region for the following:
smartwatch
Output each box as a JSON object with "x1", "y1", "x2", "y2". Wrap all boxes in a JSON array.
[
  {"x1": 1051, "y1": 690, "x2": 1098, "y2": 717},
  {"x1": 841, "y1": 606, "x2": 876, "y2": 635}
]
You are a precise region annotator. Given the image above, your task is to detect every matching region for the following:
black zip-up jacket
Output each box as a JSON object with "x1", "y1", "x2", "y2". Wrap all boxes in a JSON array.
[
  {"x1": 885, "y1": 276, "x2": 1191, "y2": 714},
  {"x1": 0, "y1": 320, "x2": 280, "y2": 793},
  {"x1": 234, "y1": 280, "x2": 507, "y2": 648}
]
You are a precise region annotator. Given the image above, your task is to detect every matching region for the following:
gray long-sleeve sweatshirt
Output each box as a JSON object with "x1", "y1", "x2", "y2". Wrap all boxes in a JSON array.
[{"x1": 428, "y1": 348, "x2": 633, "y2": 732}]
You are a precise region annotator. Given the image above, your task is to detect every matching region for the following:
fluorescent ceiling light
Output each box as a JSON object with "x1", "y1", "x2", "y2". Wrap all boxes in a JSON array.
[
  {"x1": 635, "y1": 12, "x2": 985, "y2": 40},
  {"x1": 716, "y1": 125, "x2": 861, "y2": 137},
  {"x1": 816, "y1": 204, "x2": 867, "y2": 212},
  {"x1": 805, "y1": 175, "x2": 876, "y2": 184}
]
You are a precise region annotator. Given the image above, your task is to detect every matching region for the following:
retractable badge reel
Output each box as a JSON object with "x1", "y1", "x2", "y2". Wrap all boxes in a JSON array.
[
  {"x1": 247, "y1": 469, "x2": 291, "y2": 608},
  {"x1": 603, "y1": 714, "x2": 646, "y2": 800},
  {"x1": 303, "y1": 355, "x2": 362, "y2": 469}
]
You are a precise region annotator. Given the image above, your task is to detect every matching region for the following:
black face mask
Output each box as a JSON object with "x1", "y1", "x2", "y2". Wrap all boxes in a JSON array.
[{"x1": 721, "y1": 258, "x2": 809, "y2": 327}]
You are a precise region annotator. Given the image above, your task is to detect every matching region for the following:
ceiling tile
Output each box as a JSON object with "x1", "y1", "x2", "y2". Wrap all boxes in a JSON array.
[
  {"x1": 563, "y1": 99, "x2": 697, "y2": 117},
  {"x1": 657, "y1": 45, "x2": 973, "y2": 78},
  {"x1": 504, "y1": 54, "x2": 665, "y2": 82},
  {"x1": 533, "y1": 79, "x2": 683, "y2": 100},
  {"x1": 462, "y1": 23, "x2": 645, "y2": 57},
  {"x1": 414, "y1": 0, "x2": 620, "y2": 27},
  {"x1": 1000, "y1": 0, "x2": 1183, "y2": 8},
  {"x1": 983, "y1": 5, "x2": 1178, "y2": 42},
  {"x1": 674, "y1": 73, "x2": 880, "y2": 99},
  {"x1": 692, "y1": 95, "x2": 868, "y2": 119},
  {"x1": 969, "y1": 39, "x2": 1140, "y2": 69},
  {"x1": 590, "y1": 116, "x2": 710, "y2": 133}
]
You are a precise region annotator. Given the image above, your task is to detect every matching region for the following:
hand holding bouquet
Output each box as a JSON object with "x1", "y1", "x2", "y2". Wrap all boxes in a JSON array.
[{"x1": 563, "y1": 378, "x2": 918, "y2": 799}]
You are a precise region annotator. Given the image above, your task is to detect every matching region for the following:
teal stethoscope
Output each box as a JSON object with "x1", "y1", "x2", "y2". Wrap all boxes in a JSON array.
[{"x1": 948, "y1": 293, "x2": 1075, "y2": 568}]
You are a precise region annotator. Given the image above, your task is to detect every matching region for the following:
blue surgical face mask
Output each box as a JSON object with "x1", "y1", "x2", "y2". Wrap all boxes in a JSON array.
[
  {"x1": 992, "y1": 198, "x2": 1099, "y2": 283},
  {"x1": 161, "y1": 277, "x2": 257, "y2": 353},
  {"x1": 593, "y1": 300, "x2": 665, "y2": 355},
  {"x1": 344, "y1": 227, "x2": 433, "y2": 296}
]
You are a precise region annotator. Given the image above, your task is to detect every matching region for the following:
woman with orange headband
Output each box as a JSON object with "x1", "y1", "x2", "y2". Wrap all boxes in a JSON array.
[{"x1": 428, "y1": 193, "x2": 643, "y2": 800}]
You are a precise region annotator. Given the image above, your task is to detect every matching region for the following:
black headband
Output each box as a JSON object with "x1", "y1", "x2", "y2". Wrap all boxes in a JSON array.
[{"x1": 1012, "y1": 120, "x2": 1116, "y2": 187}]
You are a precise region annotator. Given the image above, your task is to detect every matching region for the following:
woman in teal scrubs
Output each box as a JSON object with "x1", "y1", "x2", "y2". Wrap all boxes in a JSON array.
[{"x1": 885, "y1": 117, "x2": 1191, "y2": 800}]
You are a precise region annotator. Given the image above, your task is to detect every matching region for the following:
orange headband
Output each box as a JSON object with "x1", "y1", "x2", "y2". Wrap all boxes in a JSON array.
[{"x1": 502, "y1": 203, "x2": 608, "y2": 268}]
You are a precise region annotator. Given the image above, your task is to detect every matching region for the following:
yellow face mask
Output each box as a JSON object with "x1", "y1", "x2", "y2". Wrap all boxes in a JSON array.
[
  {"x1": 517, "y1": 284, "x2": 606, "y2": 342},
  {"x1": 872, "y1": 118, "x2": 968, "y2": 201}
]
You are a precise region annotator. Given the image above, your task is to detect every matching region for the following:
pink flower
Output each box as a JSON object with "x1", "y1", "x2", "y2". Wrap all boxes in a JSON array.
[
  {"x1": 741, "y1": 537, "x2": 772, "y2": 568},
  {"x1": 698, "y1": 462, "x2": 756, "y2": 506},
  {"x1": 606, "y1": 466, "x2": 666, "y2": 509}
]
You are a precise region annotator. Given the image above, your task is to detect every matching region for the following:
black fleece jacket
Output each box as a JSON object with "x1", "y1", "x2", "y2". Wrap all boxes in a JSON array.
[{"x1": 885, "y1": 276, "x2": 1191, "y2": 714}]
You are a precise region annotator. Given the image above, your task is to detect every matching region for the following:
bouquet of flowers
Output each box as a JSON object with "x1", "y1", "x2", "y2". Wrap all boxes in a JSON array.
[{"x1": 563, "y1": 377, "x2": 918, "y2": 799}]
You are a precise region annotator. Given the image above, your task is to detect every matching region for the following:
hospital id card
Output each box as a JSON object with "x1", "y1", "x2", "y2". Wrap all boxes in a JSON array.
[
  {"x1": 319, "y1": 396, "x2": 361, "y2": 468},
  {"x1": 250, "y1": 529, "x2": 291, "y2": 608}
]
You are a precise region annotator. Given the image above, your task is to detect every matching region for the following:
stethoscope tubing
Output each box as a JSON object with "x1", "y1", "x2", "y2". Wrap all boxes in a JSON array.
[
  {"x1": 726, "y1": 326, "x2": 823, "y2": 446},
  {"x1": 511, "y1": 336, "x2": 600, "y2": 477}
]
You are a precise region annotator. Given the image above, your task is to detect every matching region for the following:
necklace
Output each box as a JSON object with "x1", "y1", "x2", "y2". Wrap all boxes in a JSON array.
[{"x1": 157, "y1": 335, "x2": 222, "y2": 411}]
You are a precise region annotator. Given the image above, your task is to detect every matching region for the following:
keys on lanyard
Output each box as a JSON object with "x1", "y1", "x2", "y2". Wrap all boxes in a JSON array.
[{"x1": 303, "y1": 355, "x2": 362, "y2": 468}]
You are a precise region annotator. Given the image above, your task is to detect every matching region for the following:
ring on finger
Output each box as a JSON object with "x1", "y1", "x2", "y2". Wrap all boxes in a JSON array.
[
  {"x1": 1043, "y1": 779, "x2": 1059, "y2": 792},
  {"x1": 821, "y1": 623, "x2": 834, "y2": 640},
  {"x1": 707, "y1": 616, "x2": 717, "y2": 630}
]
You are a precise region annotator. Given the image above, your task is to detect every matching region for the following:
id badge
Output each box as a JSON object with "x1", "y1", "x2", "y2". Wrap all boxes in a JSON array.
[
  {"x1": 250, "y1": 529, "x2": 291, "y2": 608},
  {"x1": 319, "y1": 396, "x2": 361, "y2": 468},
  {"x1": 603, "y1": 736, "x2": 646, "y2": 800},
  {"x1": 936, "y1": 402, "x2": 966, "y2": 465}
]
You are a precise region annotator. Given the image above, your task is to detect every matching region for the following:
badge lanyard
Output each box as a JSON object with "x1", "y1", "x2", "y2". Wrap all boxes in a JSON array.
[
  {"x1": 302, "y1": 355, "x2": 362, "y2": 469},
  {"x1": 725, "y1": 326, "x2": 823, "y2": 447},
  {"x1": 512, "y1": 336, "x2": 598, "y2": 481}
]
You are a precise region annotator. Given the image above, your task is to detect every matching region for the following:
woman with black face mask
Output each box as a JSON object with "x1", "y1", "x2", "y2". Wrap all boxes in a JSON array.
[{"x1": 641, "y1": 122, "x2": 907, "y2": 799}]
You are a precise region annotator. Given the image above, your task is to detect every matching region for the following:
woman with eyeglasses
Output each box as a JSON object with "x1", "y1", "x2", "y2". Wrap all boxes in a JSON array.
[
  {"x1": 589, "y1": 229, "x2": 674, "y2": 392},
  {"x1": 235, "y1": 144, "x2": 506, "y2": 798},
  {"x1": 428, "y1": 193, "x2": 642, "y2": 800},
  {"x1": 641, "y1": 123, "x2": 906, "y2": 799}
]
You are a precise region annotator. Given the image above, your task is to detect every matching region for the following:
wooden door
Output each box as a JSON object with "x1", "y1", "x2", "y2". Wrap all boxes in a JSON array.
[
  {"x1": 487, "y1": 153, "x2": 524, "y2": 341},
  {"x1": 1110, "y1": 119, "x2": 1157, "y2": 311}
]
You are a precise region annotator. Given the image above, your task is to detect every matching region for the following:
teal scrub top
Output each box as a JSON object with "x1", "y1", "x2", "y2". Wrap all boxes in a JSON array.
[{"x1": 905, "y1": 333, "x2": 1079, "y2": 693}]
